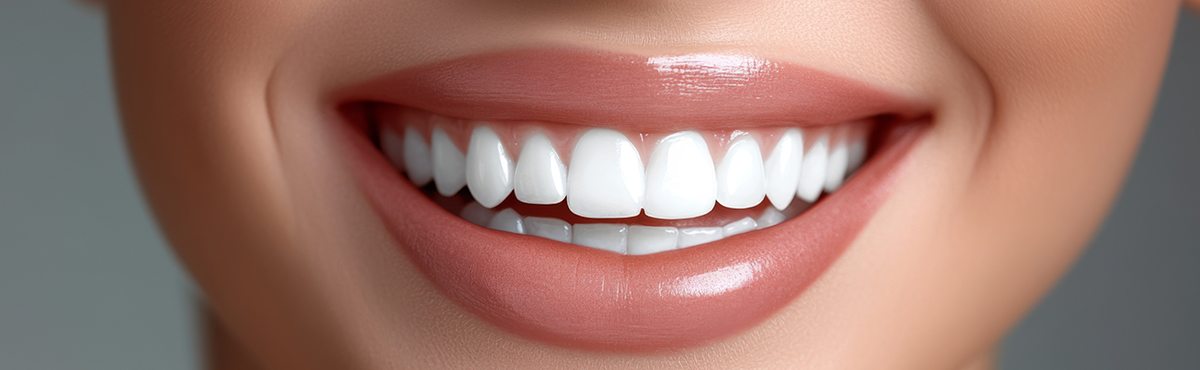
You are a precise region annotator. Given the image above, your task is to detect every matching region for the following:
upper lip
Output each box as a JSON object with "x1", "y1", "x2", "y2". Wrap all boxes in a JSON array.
[
  {"x1": 336, "y1": 47, "x2": 930, "y2": 351},
  {"x1": 334, "y1": 47, "x2": 928, "y2": 129}
]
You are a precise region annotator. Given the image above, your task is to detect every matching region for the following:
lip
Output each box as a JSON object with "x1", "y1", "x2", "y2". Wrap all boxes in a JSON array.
[
  {"x1": 334, "y1": 48, "x2": 929, "y2": 351},
  {"x1": 335, "y1": 48, "x2": 926, "y2": 128}
]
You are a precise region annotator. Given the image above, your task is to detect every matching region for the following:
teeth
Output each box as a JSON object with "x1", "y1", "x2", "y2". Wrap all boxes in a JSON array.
[
  {"x1": 677, "y1": 227, "x2": 725, "y2": 248},
  {"x1": 431, "y1": 127, "x2": 467, "y2": 196},
  {"x1": 400, "y1": 126, "x2": 434, "y2": 186},
  {"x1": 459, "y1": 202, "x2": 495, "y2": 226},
  {"x1": 486, "y1": 208, "x2": 525, "y2": 234},
  {"x1": 722, "y1": 217, "x2": 758, "y2": 237},
  {"x1": 566, "y1": 129, "x2": 645, "y2": 218},
  {"x1": 460, "y1": 199, "x2": 804, "y2": 253},
  {"x1": 627, "y1": 226, "x2": 680, "y2": 255},
  {"x1": 572, "y1": 223, "x2": 629, "y2": 254},
  {"x1": 755, "y1": 207, "x2": 786, "y2": 228},
  {"x1": 643, "y1": 131, "x2": 718, "y2": 219},
  {"x1": 847, "y1": 130, "x2": 867, "y2": 173},
  {"x1": 716, "y1": 135, "x2": 767, "y2": 209},
  {"x1": 524, "y1": 216, "x2": 572, "y2": 243},
  {"x1": 465, "y1": 125, "x2": 515, "y2": 208},
  {"x1": 382, "y1": 110, "x2": 875, "y2": 254},
  {"x1": 381, "y1": 126, "x2": 406, "y2": 171},
  {"x1": 513, "y1": 133, "x2": 568, "y2": 205},
  {"x1": 763, "y1": 129, "x2": 804, "y2": 210},
  {"x1": 824, "y1": 132, "x2": 849, "y2": 192},
  {"x1": 796, "y1": 134, "x2": 829, "y2": 203}
]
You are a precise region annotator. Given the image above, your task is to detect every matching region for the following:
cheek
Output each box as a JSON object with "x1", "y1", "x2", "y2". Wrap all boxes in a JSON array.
[
  {"x1": 811, "y1": 3, "x2": 1179, "y2": 365},
  {"x1": 924, "y1": 0, "x2": 1177, "y2": 130},
  {"x1": 924, "y1": 0, "x2": 1178, "y2": 233},
  {"x1": 917, "y1": 0, "x2": 1178, "y2": 317}
]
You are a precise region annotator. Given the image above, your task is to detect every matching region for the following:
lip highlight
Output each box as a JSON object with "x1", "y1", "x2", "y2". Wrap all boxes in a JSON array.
[{"x1": 335, "y1": 48, "x2": 929, "y2": 351}]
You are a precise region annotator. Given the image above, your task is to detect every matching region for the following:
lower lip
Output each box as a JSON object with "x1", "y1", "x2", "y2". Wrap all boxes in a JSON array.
[{"x1": 342, "y1": 118, "x2": 924, "y2": 351}]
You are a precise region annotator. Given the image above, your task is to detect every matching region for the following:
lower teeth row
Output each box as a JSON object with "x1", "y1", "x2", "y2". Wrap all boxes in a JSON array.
[{"x1": 458, "y1": 202, "x2": 799, "y2": 255}]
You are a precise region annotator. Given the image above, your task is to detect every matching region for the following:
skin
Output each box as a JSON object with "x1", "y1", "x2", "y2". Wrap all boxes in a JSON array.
[{"x1": 102, "y1": 1, "x2": 1192, "y2": 368}]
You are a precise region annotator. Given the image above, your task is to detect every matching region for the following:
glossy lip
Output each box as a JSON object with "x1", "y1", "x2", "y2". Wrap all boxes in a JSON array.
[
  {"x1": 336, "y1": 48, "x2": 927, "y2": 128},
  {"x1": 333, "y1": 48, "x2": 929, "y2": 351}
]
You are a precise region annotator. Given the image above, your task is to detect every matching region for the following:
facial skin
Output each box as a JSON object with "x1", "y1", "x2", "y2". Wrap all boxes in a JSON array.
[{"x1": 103, "y1": 1, "x2": 1186, "y2": 369}]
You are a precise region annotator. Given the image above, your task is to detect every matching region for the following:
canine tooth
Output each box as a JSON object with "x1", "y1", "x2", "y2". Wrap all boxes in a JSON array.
[
  {"x1": 572, "y1": 224, "x2": 629, "y2": 254},
  {"x1": 722, "y1": 217, "x2": 758, "y2": 237},
  {"x1": 460, "y1": 202, "x2": 495, "y2": 226},
  {"x1": 847, "y1": 131, "x2": 867, "y2": 173},
  {"x1": 465, "y1": 126, "x2": 514, "y2": 208},
  {"x1": 824, "y1": 133, "x2": 849, "y2": 192},
  {"x1": 431, "y1": 127, "x2": 467, "y2": 196},
  {"x1": 486, "y1": 208, "x2": 525, "y2": 234},
  {"x1": 524, "y1": 216, "x2": 572, "y2": 243},
  {"x1": 566, "y1": 129, "x2": 645, "y2": 218},
  {"x1": 400, "y1": 126, "x2": 434, "y2": 186},
  {"x1": 627, "y1": 226, "x2": 680, "y2": 255},
  {"x1": 644, "y1": 131, "x2": 718, "y2": 219},
  {"x1": 755, "y1": 207, "x2": 786, "y2": 229},
  {"x1": 513, "y1": 133, "x2": 567, "y2": 205},
  {"x1": 716, "y1": 135, "x2": 767, "y2": 209},
  {"x1": 796, "y1": 134, "x2": 829, "y2": 202},
  {"x1": 677, "y1": 227, "x2": 724, "y2": 248},
  {"x1": 764, "y1": 129, "x2": 804, "y2": 210}
]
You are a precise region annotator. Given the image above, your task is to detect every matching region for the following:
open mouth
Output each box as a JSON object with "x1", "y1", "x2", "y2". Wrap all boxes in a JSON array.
[
  {"x1": 334, "y1": 48, "x2": 930, "y2": 351},
  {"x1": 372, "y1": 105, "x2": 875, "y2": 254}
]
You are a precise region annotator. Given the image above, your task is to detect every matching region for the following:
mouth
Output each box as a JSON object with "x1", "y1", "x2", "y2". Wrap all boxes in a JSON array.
[{"x1": 334, "y1": 48, "x2": 930, "y2": 351}]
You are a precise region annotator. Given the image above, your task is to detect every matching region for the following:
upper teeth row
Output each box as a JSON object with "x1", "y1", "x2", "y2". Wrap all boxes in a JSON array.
[{"x1": 382, "y1": 124, "x2": 867, "y2": 219}]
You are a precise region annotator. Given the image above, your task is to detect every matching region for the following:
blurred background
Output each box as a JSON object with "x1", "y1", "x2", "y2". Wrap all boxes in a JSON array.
[{"x1": 1, "y1": 2, "x2": 1197, "y2": 369}]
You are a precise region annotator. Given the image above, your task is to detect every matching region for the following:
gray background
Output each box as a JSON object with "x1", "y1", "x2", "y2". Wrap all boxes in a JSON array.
[{"x1": 0, "y1": 2, "x2": 1196, "y2": 369}]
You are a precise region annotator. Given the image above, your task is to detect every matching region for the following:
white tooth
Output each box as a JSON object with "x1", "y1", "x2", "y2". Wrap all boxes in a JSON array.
[
  {"x1": 763, "y1": 129, "x2": 804, "y2": 210},
  {"x1": 643, "y1": 131, "x2": 717, "y2": 219},
  {"x1": 566, "y1": 129, "x2": 645, "y2": 218},
  {"x1": 486, "y1": 208, "x2": 524, "y2": 234},
  {"x1": 677, "y1": 227, "x2": 725, "y2": 248},
  {"x1": 824, "y1": 133, "x2": 849, "y2": 192},
  {"x1": 722, "y1": 217, "x2": 758, "y2": 237},
  {"x1": 524, "y1": 216, "x2": 572, "y2": 243},
  {"x1": 716, "y1": 135, "x2": 767, "y2": 209},
  {"x1": 572, "y1": 223, "x2": 628, "y2": 254},
  {"x1": 627, "y1": 226, "x2": 680, "y2": 255},
  {"x1": 466, "y1": 126, "x2": 515, "y2": 208},
  {"x1": 381, "y1": 126, "x2": 406, "y2": 170},
  {"x1": 755, "y1": 207, "x2": 786, "y2": 229},
  {"x1": 847, "y1": 131, "x2": 867, "y2": 173},
  {"x1": 400, "y1": 126, "x2": 434, "y2": 186},
  {"x1": 513, "y1": 133, "x2": 567, "y2": 205},
  {"x1": 459, "y1": 202, "x2": 495, "y2": 226},
  {"x1": 431, "y1": 127, "x2": 467, "y2": 196},
  {"x1": 796, "y1": 134, "x2": 829, "y2": 202}
]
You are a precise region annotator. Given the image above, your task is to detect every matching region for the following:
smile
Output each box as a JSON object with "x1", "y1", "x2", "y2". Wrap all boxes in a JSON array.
[{"x1": 335, "y1": 48, "x2": 930, "y2": 351}]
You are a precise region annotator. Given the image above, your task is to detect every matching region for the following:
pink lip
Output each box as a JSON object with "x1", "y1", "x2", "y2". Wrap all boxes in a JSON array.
[
  {"x1": 335, "y1": 48, "x2": 928, "y2": 351},
  {"x1": 337, "y1": 49, "x2": 925, "y2": 128}
]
